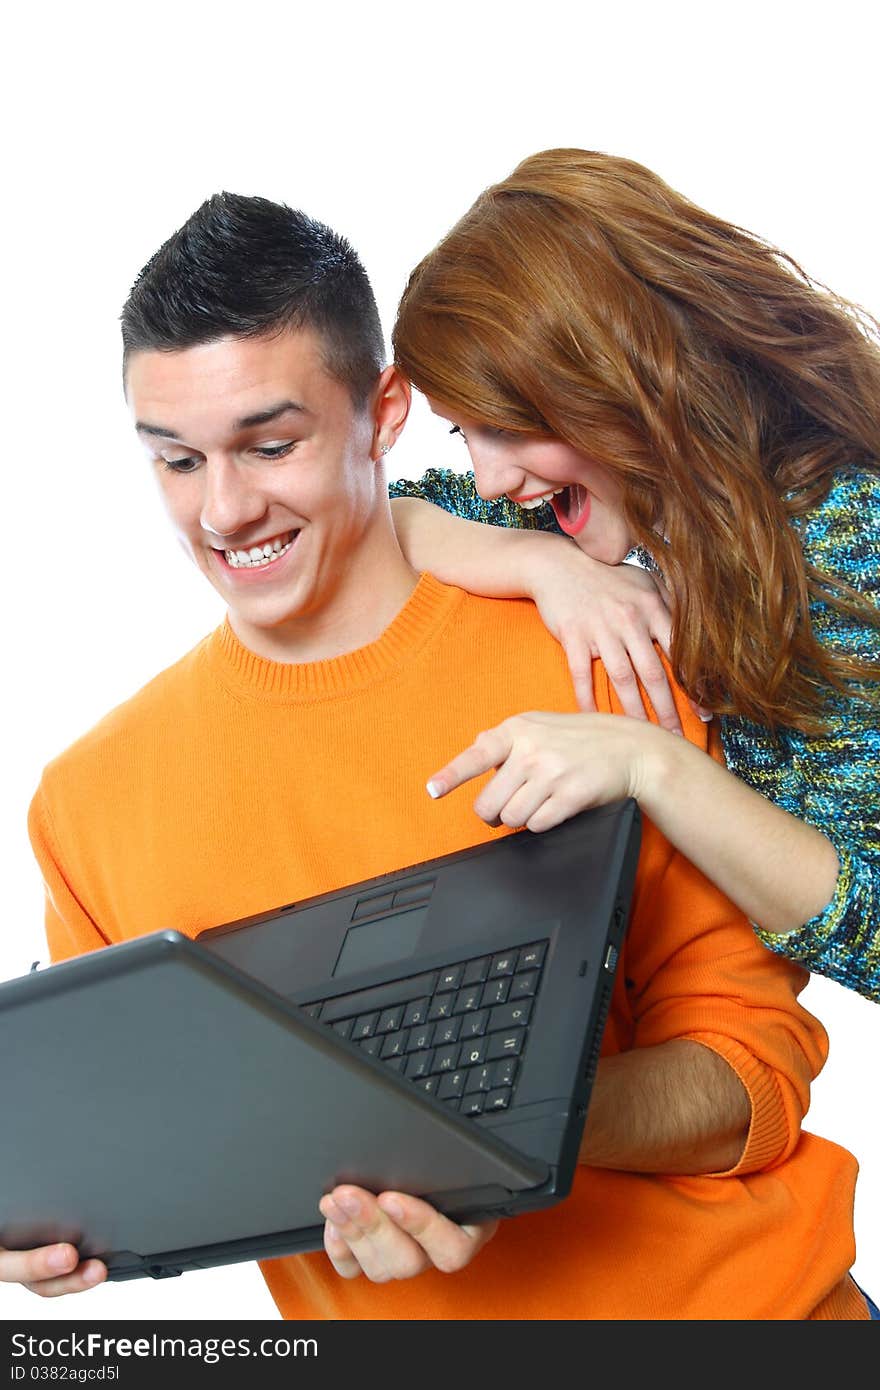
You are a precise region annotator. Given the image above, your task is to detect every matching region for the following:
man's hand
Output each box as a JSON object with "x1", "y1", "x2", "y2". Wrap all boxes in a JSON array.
[
  {"x1": 0, "y1": 1243, "x2": 106, "y2": 1298},
  {"x1": 318, "y1": 1186, "x2": 498, "y2": 1281}
]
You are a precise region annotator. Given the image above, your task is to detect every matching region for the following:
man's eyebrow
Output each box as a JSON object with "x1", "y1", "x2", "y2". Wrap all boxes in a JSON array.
[
  {"x1": 235, "y1": 400, "x2": 309, "y2": 430},
  {"x1": 135, "y1": 421, "x2": 180, "y2": 440},
  {"x1": 135, "y1": 401, "x2": 309, "y2": 441}
]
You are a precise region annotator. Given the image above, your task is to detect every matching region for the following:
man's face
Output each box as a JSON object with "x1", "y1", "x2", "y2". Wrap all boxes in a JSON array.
[{"x1": 127, "y1": 329, "x2": 385, "y2": 653}]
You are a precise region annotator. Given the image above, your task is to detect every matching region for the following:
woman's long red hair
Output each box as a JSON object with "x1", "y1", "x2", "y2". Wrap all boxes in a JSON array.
[{"x1": 392, "y1": 149, "x2": 880, "y2": 731}]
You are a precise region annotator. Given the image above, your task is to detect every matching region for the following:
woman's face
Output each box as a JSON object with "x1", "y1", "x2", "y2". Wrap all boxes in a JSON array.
[{"x1": 428, "y1": 401, "x2": 634, "y2": 565}]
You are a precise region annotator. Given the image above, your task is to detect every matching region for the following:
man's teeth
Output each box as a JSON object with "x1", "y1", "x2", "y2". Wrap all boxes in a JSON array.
[
  {"x1": 516, "y1": 489, "x2": 564, "y2": 511},
  {"x1": 225, "y1": 534, "x2": 296, "y2": 568}
]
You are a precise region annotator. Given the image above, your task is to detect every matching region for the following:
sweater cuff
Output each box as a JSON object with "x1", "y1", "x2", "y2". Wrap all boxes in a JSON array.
[
  {"x1": 753, "y1": 851, "x2": 850, "y2": 961},
  {"x1": 685, "y1": 1032, "x2": 790, "y2": 1175}
]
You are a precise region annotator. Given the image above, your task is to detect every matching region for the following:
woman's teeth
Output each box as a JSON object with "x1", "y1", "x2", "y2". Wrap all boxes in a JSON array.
[
  {"x1": 224, "y1": 533, "x2": 296, "y2": 569},
  {"x1": 516, "y1": 488, "x2": 564, "y2": 511}
]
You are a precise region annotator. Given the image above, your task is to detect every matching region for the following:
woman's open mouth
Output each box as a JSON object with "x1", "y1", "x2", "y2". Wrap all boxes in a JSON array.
[{"x1": 549, "y1": 485, "x2": 590, "y2": 537}]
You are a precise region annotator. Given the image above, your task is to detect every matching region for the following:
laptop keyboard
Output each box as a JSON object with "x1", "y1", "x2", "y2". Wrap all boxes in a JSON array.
[{"x1": 303, "y1": 940, "x2": 548, "y2": 1117}]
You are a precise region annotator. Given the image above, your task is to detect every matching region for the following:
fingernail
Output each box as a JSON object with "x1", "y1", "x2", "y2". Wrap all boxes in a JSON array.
[
  {"x1": 82, "y1": 1262, "x2": 103, "y2": 1284},
  {"x1": 319, "y1": 1197, "x2": 344, "y2": 1224},
  {"x1": 336, "y1": 1193, "x2": 361, "y2": 1218},
  {"x1": 425, "y1": 780, "x2": 442, "y2": 799},
  {"x1": 381, "y1": 1196, "x2": 404, "y2": 1222},
  {"x1": 47, "y1": 1246, "x2": 74, "y2": 1272},
  {"x1": 699, "y1": 714, "x2": 713, "y2": 723}
]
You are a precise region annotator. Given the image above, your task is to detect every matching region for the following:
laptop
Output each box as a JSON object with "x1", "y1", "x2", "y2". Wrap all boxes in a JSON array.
[{"x1": 0, "y1": 798, "x2": 640, "y2": 1281}]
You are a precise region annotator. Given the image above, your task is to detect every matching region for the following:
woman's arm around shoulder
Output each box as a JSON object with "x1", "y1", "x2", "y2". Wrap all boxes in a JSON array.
[{"x1": 389, "y1": 469, "x2": 688, "y2": 729}]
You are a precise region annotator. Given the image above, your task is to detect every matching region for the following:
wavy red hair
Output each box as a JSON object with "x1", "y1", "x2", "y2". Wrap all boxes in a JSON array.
[{"x1": 392, "y1": 149, "x2": 880, "y2": 731}]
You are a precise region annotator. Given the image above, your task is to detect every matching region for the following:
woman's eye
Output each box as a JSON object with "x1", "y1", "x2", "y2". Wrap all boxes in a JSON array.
[{"x1": 449, "y1": 423, "x2": 513, "y2": 443}]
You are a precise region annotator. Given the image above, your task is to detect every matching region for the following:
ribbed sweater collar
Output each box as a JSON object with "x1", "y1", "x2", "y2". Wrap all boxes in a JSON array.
[{"x1": 203, "y1": 572, "x2": 462, "y2": 701}]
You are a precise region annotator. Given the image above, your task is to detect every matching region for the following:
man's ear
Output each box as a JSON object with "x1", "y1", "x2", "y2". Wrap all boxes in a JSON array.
[{"x1": 370, "y1": 365, "x2": 411, "y2": 460}]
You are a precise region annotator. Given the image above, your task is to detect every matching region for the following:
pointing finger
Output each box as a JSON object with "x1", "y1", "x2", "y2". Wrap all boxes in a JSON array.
[{"x1": 426, "y1": 726, "x2": 513, "y2": 800}]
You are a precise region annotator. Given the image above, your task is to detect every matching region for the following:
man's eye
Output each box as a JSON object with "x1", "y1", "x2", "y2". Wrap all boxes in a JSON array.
[
  {"x1": 161, "y1": 455, "x2": 200, "y2": 473},
  {"x1": 253, "y1": 442, "x2": 295, "y2": 460}
]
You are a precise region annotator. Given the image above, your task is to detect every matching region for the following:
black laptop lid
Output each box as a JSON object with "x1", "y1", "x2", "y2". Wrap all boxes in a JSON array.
[
  {"x1": 1, "y1": 800, "x2": 640, "y2": 1280},
  {"x1": 0, "y1": 932, "x2": 546, "y2": 1280}
]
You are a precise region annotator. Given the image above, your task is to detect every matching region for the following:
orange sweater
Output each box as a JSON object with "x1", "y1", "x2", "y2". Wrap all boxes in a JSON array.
[{"x1": 29, "y1": 576, "x2": 865, "y2": 1320}]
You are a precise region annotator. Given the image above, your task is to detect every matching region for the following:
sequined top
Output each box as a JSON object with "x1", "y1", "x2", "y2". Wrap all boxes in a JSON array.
[{"x1": 389, "y1": 467, "x2": 880, "y2": 1002}]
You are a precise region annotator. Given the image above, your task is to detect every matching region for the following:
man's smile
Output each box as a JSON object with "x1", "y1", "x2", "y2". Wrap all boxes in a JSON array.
[{"x1": 216, "y1": 529, "x2": 300, "y2": 570}]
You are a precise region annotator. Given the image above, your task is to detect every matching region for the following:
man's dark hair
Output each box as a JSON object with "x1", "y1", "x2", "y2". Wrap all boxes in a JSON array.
[{"x1": 121, "y1": 193, "x2": 385, "y2": 407}]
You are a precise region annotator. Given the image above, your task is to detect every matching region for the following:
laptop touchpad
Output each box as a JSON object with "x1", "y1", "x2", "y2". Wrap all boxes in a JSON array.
[{"x1": 334, "y1": 904, "x2": 431, "y2": 978}]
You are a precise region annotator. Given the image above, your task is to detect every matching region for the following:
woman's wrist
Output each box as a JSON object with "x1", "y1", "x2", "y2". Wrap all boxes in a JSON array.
[
  {"x1": 629, "y1": 721, "x2": 698, "y2": 813},
  {"x1": 526, "y1": 537, "x2": 601, "y2": 604}
]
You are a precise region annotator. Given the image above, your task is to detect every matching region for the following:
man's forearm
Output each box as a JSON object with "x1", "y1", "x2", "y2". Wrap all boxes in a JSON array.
[{"x1": 580, "y1": 1040, "x2": 751, "y2": 1174}]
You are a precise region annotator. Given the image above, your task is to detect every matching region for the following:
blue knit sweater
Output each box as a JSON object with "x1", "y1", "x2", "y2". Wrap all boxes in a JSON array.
[{"x1": 389, "y1": 467, "x2": 880, "y2": 1002}]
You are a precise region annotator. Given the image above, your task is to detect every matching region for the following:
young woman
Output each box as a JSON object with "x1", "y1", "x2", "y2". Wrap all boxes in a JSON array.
[{"x1": 388, "y1": 148, "x2": 880, "y2": 1003}]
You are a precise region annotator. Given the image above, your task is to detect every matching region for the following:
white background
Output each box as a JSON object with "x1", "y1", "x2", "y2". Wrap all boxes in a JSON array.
[{"x1": 3, "y1": 0, "x2": 878, "y2": 1321}]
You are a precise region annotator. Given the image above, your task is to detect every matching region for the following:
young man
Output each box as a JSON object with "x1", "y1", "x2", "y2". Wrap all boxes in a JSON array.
[{"x1": 3, "y1": 195, "x2": 868, "y2": 1317}]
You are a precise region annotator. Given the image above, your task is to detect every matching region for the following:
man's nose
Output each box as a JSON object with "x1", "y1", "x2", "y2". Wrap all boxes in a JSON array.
[{"x1": 199, "y1": 458, "x2": 265, "y2": 538}]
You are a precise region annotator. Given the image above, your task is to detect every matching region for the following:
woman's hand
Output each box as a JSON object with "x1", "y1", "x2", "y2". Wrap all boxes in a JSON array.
[
  {"x1": 426, "y1": 710, "x2": 662, "y2": 832},
  {"x1": 391, "y1": 495, "x2": 711, "y2": 728},
  {"x1": 527, "y1": 551, "x2": 711, "y2": 730},
  {"x1": 319, "y1": 1186, "x2": 498, "y2": 1281}
]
